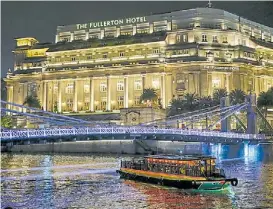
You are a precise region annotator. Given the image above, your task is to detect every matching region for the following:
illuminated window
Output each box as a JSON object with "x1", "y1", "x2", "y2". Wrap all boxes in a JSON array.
[
  {"x1": 101, "y1": 97, "x2": 107, "y2": 110},
  {"x1": 67, "y1": 99, "x2": 73, "y2": 110},
  {"x1": 134, "y1": 96, "x2": 140, "y2": 105},
  {"x1": 242, "y1": 40, "x2": 246, "y2": 46},
  {"x1": 176, "y1": 35, "x2": 181, "y2": 43},
  {"x1": 84, "y1": 97, "x2": 89, "y2": 110},
  {"x1": 202, "y1": 34, "x2": 207, "y2": 42},
  {"x1": 100, "y1": 81, "x2": 107, "y2": 92},
  {"x1": 212, "y1": 79, "x2": 221, "y2": 88},
  {"x1": 102, "y1": 53, "x2": 108, "y2": 59},
  {"x1": 55, "y1": 57, "x2": 61, "y2": 62},
  {"x1": 117, "y1": 80, "x2": 124, "y2": 91},
  {"x1": 134, "y1": 79, "x2": 142, "y2": 90},
  {"x1": 153, "y1": 48, "x2": 160, "y2": 54},
  {"x1": 152, "y1": 77, "x2": 160, "y2": 89},
  {"x1": 182, "y1": 34, "x2": 188, "y2": 42},
  {"x1": 66, "y1": 83, "x2": 74, "y2": 94},
  {"x1": 84, "y1": 84, "x2": 90, "y2": 93},
  {"x1": 213, "y1": 36, "x2": 218, "y2": 43},
  {"x1": 119, "y1": 51, "x2": 125, "y2": 57},
  {"x1": 118, "y1": 96, "x2": 124, "y2": 107}
]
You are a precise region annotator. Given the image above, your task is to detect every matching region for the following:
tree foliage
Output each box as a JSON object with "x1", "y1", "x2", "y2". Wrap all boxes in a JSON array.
[
  {"x1": 23, "y1": 95, "x2": 41, "y2": 108},
  {"x1": 213, "y1": 88, "x2": 228, "y2": 104},
  {"x1": 140, "y1": 88, "x2": 158, "y2": 107},
  {"x1": 1, "y1": 115, "x2": 13, "y2": 128},
  {"x1": 229, "y1": 89, "x2": 246, "y2": 105}
]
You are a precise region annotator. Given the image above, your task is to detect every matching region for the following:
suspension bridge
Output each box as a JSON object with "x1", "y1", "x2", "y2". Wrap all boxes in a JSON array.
[{"x1": 1, "y1": 94, "x2": 272, "y2": 146}]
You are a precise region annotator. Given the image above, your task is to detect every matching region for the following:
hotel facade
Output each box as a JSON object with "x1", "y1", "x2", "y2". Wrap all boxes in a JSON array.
[{"x1": 5, "y1": 7, "x2": 273, "y2": 113}]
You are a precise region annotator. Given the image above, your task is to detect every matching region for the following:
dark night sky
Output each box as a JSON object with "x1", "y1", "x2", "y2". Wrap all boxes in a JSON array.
[{"x1": 1, "y1": 1, "x2": 273, "y2": 77}]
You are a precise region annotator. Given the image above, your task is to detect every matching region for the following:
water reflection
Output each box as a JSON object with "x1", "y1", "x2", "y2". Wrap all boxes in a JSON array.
[{"x1": 1, "y1": 143, "x2": 273, "y2": 209}]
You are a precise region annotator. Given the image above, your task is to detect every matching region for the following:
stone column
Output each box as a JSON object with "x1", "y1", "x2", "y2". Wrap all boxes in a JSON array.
[
  {"x1": 70, "y1": 32, "x2": 74, "y2": 42},
  {"x1": 225, "y1": 73, "x2": 230, "y2": 93},
  {"x1": 149, "y1": 23, "x2": 154, "y2": 33},
  {"x1": 100, "y1": 29, "x2": 105, "y2": 39},
  {"x1": 194, "y1": 73, "x2": 200, "y2": 96},
  {"x1": 271, "y1": 35, "x2": 273, "y2": 43},
  {"x1": 55, "y1": 34, "x2": 59, "y2": 43},
  {"x1": 251, "y1": 28, "x2": 254, "y2": 37},
  {"x1": 73, "y1": 80, "x2": 78, "y2": 112},
  {"x1": 161, "y1": 74, "x2": 166, "y2": 109},
  {"x1": 261, "y1": 31, "x2": 264, "y2": 40},
  {"x1": 58, "y1": 80, "x2": 62, "y2": 113},
  {"x1": 208, "y1": 73, "x2": 212, "y2": 96},
  {"x1": 89, "y1": 78, "x2": 94, "y2": 112},
  {"x1": 142, "y1": 74, "x2": 146, "y2": 92},
  {"x1": 85, "y1": 31, "x2": 89, "y2": 40},
  {"x1": 124, "y1": 76, "x2": 129, "y2": 108},
  {"x1": 107, "y1": 76, "x2": 111, "y2": 111},
  {"x1": 116, "y1": 27, "x2": 121, "y2": 37},
  {"x1": 43, "y1": 82, "x2": 47, "y2": 111},
  {"x1": 133, "y1": 26, "x2": 137, "y2": 35},
  {"x1": 6, "y1": 86, "x2": 14, "y2": 111}
]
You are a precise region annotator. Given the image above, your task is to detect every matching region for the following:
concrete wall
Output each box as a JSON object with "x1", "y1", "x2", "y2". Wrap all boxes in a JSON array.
[{"x1": 6, "y1": 140, "x2": 202, "y2": 155}]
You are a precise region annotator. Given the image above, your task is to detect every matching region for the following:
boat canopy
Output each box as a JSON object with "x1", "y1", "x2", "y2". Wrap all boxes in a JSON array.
[{"x1": 144, "y1": 154, "x2": 216, "y2": 161}]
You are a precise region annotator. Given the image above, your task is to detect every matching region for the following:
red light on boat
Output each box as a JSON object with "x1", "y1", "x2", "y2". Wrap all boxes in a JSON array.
[{"x1": 219, "y1": 181, "x2": 225, "y2": 185}]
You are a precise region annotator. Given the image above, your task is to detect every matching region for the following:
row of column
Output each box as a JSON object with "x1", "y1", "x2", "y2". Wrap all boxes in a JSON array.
[
  {"x1": 43, "y1": 74, "x2": 167, "y2": 112},
  {"x1": 55, "y1": 22, "x2": 173, "y2": 43}
]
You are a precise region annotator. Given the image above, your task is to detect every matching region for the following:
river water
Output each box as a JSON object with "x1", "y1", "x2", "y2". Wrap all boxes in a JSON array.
[{"x1": 1, "y1": 143, "x2": 273, "y2": 209}]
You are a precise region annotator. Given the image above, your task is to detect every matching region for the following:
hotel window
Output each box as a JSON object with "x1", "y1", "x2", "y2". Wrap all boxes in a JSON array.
[
  {"x1": 120, "y1": 31, "x2": 132, "y2": 36},
  {"x1": 242, "y1": 40, "x2": 246, "y2": 46},
  {"x1": 222, "y1": 36, "x2": 228, "y2": 43},
  {"x1": 119, "y1": 51, "x2": 125, "y2": 57},
  {"x1": 100, "y1": 81, "x2": 107, "y2": 92},
  {"x1": 102, "y1": 53, "x2": 108, "y2": 59},
  {"x1": 84, "y1": 84, "x2": 90, "y2": 93},
  {"x1": 117, "y1": 80, "x2": 124, "y2": 91},
  {"x1": 67, "y1": 99, "x2": 73, "y2": 110},
  {"x1": 55, "y1": 57, "x2": 61, "y2": 62},
  {"x1": 87, "y1": 55, "x2": 92, "y2": 60},
  {"x1": 176, "y1": 35, "x2": 181, "y2": 43},
  {"x1": 117, "y1": 96, "x2": 124, "y2": 107},
  {"x1": 135, "y1": 49, "x2": 142, "y2": 55},
  {"x1": 202, "y1": 34, "x2": 207, "y2": 42},
  {"x1": 213, "y1": 36, "x2": 218, "y2": 43},
  {"x1": 66, "y1": 83, "x2": 74, "y2": 94},
  {"x1": 212, "y1": 79, "x2": 221, "y2": 88},
  {"x1": 182, "y1": 34, "x2": 188, "y2": 42},
  {"x1": 134, "y1": 79, "x2": 142, "y2": 90},
  {"x1": 152, "y1": 77, "x2": 160, "y2": 89},
  {"x1": 137, "y1": 28, "x2": 149, "y2": 34},
  {"x1": 152, "y1": 48, "x2": 160, "y2": 54},
  {"x1": 84, "y1": 97, "x2": 89, "y2": 110},
  {"x1": 134, "y1": 96, "x2": 140, "y2": 105},
  {"x1": 71, "y1": 57, "x2": 76, "y2": 61},
  {"x1": 101, "y1": 97, "x2": 107, "y2": 109}
]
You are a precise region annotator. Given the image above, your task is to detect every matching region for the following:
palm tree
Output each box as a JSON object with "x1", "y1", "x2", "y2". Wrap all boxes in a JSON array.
[
  {"x1": 257, "y1": 87, "x2": 273, "y2": 118},
  {"x1": 168, "y1": 98, "x2": 184, "y2": 116},
  {"x1": 23, "y1": 95, "x2": 41, "y2": 108},
  {"x1": 140, "y1": 88, "x2": 158, "y2": 107},
  {"x1": 198, "y1": 96, "x2": 214, "y2": 109},
  {"x1": 183, "y1": 93, "x2": 198, "y2": 111},
  {"x1": 213, "y1": 88, "x2": 228, "y2": 104},
  {"x1": 229, "y1": 89, "x2": 246, "y2": 105}
]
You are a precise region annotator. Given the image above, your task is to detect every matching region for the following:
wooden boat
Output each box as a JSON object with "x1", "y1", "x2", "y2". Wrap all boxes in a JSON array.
[{"x1": 117, "y1": 154, "x2": 238, "y2": 191}]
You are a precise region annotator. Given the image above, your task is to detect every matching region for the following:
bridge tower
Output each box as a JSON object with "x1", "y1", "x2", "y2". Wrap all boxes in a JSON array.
[
  {"x1": 246, "y1": 94, "x2": 257, "y2": 134},
  {"x1": 220, "y1": 96, "x2": 231, "y2": 132}
]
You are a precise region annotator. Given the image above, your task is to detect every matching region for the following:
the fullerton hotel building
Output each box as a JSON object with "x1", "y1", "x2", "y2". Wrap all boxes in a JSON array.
[{"x1": 5, "y1": 7, "x2": 273, "y2": 113}]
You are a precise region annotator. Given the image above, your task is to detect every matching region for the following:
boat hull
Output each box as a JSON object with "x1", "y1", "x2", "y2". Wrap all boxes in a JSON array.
[{"x1": 117, "y1": 169, "x2": 230, "y2": 191}]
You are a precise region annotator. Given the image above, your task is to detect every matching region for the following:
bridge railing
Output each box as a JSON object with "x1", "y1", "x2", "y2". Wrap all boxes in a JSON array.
[{"x1": 0, "y1": 127, "x2": 265, "y2": 141}]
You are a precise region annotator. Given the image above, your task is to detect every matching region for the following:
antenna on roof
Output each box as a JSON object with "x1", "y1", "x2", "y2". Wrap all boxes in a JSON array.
[{"x1": 207, "y1": 0, "x2": 212, "y2": 8}]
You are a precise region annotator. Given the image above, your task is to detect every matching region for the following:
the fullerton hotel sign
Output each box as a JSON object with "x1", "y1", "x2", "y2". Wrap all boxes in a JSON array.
[{"x1": 76, "y1": 16, "x2": 147, "y2": 30}]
